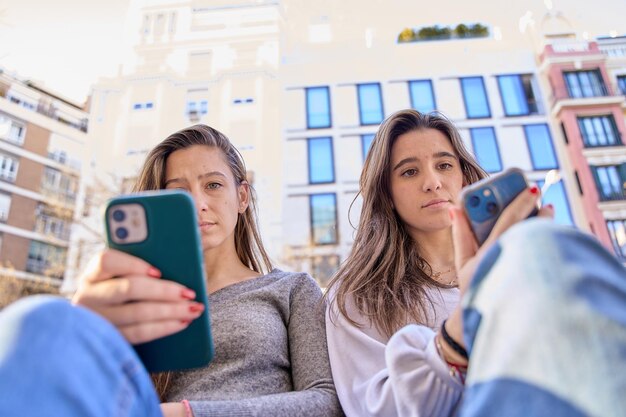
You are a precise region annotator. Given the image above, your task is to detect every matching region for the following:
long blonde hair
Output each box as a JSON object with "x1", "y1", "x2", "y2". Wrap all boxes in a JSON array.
[
  {"x1": 326, "y1": 110, "x2": 487, "y2": 338},
  {"x1": 134, "y1": 124, "x2": 273, "y2": 398}
]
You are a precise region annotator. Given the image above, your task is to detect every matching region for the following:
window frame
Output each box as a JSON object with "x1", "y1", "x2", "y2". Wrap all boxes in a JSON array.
[
  {"x1": 357, "y1": 83, "x2": 385, "y2": 126},
  {"x1": 460, "y1": 76, "x2": 491, "y2": 119},
  {"x1": 408, "y1": 79, "x2": 436, "y2": 113},
  {"x1": 305, "y1": 86, "x2": 332, "y2": 129},
  {"x1": 307, "y1": 136, "x2": 335, "y2": 184},
  {"x1": 309, "y1": 193, "x2": 338, "y2": 245},
  {"x1": 469, "y1": 127, "x2": 502, "y2": 173}
]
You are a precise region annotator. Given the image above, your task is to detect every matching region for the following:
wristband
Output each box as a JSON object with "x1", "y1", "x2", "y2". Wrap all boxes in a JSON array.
[{"x1": 441, "y1": 319, "x2": 469, "y2": 360}]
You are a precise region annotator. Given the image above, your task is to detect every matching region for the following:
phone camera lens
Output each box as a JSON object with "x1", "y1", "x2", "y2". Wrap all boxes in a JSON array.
[
  {"x1": 486, "y1": 202, "x2": 498, "y2": 215},
  {"x1": 469, "y1": 195, "x2": 480, "y2": 207},
  {"x1": 112, "y1": 209, "x2": 126, "y2": 222},
  {"x1": 115, "y1": 227, "x2": 129, "y2": 240}
]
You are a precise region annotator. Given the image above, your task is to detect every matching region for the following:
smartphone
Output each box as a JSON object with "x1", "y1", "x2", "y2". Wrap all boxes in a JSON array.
[
  {"x1": 460, "y1": 168, "x2": 536, "y2": 245},
  {"x1": 105, "y1": 190, "x2": 214, "y2": 373}
]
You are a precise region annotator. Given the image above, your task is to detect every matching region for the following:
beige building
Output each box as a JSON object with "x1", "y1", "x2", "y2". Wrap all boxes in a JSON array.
[
  {"x1": 65, "y1": 0, "x2": 625, "y2": 289},
  {"x1": 0, "y1": 69, "x2": 89, "y2": 289}
]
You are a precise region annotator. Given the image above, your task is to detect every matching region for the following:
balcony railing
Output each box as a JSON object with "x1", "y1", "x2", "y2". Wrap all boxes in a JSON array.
[
  {"x1": 598, "y1": 190, "x2": 626, "y2": 202},
  {"x1": 550, "y1": 83, "x2": 624, "y2": 107},
  {"x1": 0, "y1": 90, "x2": 88, "y2": 133}
]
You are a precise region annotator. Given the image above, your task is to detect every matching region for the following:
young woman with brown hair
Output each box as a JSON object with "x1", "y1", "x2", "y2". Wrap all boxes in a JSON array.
[{"x1": 0, "y1": 124, "x2": 342, "y2": 417}]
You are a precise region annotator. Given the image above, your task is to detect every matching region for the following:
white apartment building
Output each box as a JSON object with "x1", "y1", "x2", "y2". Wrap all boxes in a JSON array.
[{"x1": 67, "y1": 0, "x2": 625, "y2": 288}]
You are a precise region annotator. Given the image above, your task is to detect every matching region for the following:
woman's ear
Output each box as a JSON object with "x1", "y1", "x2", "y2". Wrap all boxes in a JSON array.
[{"x1": 238, "y1": 181, "x2": 250, "y2": 213}]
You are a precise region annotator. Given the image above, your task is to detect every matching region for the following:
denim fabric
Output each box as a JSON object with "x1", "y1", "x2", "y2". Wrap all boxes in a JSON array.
[
  {"x1": 461, "y1": 219, "x2": 626, "y2": 417},
  {"x1": 0, "y1": 296, "x2": 162, "y2": 417}
]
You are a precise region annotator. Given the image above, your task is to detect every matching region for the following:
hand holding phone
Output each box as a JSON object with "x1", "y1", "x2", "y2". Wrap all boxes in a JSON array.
[
  {"x1": 105, "y1": 190, "x2": 214, "y2": 372},
  {"x1": 460, "y1": 168, "x2": 537, "y2": 246}
]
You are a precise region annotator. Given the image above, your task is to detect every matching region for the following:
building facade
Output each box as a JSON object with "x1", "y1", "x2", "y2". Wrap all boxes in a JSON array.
[
  {"x1": 65, "y1": 0, "x2": 625, "y2": 289},
  {"x1": 0, "y1": 69, "x2": 89, "y2": 288}
]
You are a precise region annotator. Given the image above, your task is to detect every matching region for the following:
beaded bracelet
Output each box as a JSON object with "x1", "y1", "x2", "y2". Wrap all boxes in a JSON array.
[
  {"x1": 441, "y1": 319, "x2": 468, "y2": 360},
  {"x1": 181, "y1": 399, "x2": 193, "y2": 417},
  {"x1": 435, "y1": 334, "x2": 467, "y2": 385}
]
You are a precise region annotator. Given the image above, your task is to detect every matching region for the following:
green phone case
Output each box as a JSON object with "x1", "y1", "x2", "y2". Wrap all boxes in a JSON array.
[{"x1": 105, "y1": 190, "x2": 214, "y2": 373}]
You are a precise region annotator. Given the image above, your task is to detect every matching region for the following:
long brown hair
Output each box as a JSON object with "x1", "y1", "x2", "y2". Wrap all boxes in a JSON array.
[
  {"x1": 134, "y1": 124, "x2": 273, "y2": 399},
  {"x1": 326, "y1": 110, "x2": 487, "y2": 339}
]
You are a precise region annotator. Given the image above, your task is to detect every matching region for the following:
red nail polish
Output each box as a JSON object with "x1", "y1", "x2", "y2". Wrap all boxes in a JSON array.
[
  {"x1": 147, "y1": 267, "x2": 161, "y2": 278},
  {"x1": 189, "y1": 303, "x2": 204, "y2": 313},
  {"x1": 529, "y1": 186, "x2": 539, "y2": 195},
  {"x1": 181, "y1": 289, "x2": 196, "y2": 300}
]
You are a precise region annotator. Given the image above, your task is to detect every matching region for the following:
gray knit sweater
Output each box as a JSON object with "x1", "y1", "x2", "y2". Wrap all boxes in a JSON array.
[{"x1": 164, "y1": 269, "x2": 343, "y2": 417}]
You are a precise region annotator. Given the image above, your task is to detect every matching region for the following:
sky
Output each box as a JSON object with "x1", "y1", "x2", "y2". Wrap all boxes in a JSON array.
[
  {"x1": 0, "y1": 0, "x2": 131, "y2": 103},
  {"x1": 0, "y1": 0, "x2": 624, "y2": 105}
]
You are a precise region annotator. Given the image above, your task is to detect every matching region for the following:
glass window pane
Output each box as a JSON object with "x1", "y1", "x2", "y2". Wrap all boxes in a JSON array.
[
  {"x1": 592, "y1": 117, "x2": 607, "y2": 146},
  {"x1": 525, "y1": 125, "x2": 558, "y2": 169},
  {"x1": 470, "y1": 127, "x2": 501, "y2": 173},
  {"x1": 409, "y1": 80, "x2": 436, "y2": 113},
  {"x1": 498, "y1": 75, "x2": 529, "y2": 116},
  {"x1": 306, "y1": 87, "x2": 331, "y2": 128},
  {"x1": 607, "y1": 220, "x2": 626, "y2": 258},
  {"x1": 537, "y1": 181, "x2": 574, "y2": 226},
  {"x1": 310, "y1": 194, "x2": 337, "y2": 244},
  {"x1": 308, "y1": 137, "x2": 334, "y2": 183},
  {"x1": 358, "y1": 84, "x2": 384, "y2": 125},
  {"x1": 461, "y1": 77, "x2": 490, "y2": 118},
  {"x1": 361, "y1": 134, "x2": 375, "y2": 161}
]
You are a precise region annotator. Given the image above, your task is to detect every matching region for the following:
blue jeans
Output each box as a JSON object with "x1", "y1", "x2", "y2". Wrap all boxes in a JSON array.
[
  {"x1": 461, "y1": 219, "x2": 626, "y2": 417},
  {"x1": 0, "y1": 296, "x2": 162, "y2": 417}
]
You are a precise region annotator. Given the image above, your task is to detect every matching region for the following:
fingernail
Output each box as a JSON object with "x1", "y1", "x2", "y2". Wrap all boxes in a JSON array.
[
  {"x1": 529, "y1": 186, "x2": 539, "y2": 195},
  {"x1": 189, "y1": 303, "x2": 204, "y2": 313},
  {"x1": 147, "y1": 267, "x2": 161, "y2": 278},
  {"x1": 546, "y1": 204, "x2": 554, "y2": 210},
  {"x1": 180, "y1": 320, "x2": 191, "y2": 325},
  {"x1": 181, "y1": 288, "x2": 196, "y2": 300}
]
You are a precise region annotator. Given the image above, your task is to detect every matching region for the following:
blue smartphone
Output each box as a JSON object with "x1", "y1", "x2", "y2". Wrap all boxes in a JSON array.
[
  {"x1": 105, "y1": 190, "x2": 214, "y2": 373},
  {"x1": 460, "y1": 168, "x2": 536, "y2": 245}
]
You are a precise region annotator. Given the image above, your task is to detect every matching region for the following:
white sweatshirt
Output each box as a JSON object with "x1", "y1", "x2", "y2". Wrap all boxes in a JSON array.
[{"x1": 325, "y1": 286, "x2": 463, "y2": 417}]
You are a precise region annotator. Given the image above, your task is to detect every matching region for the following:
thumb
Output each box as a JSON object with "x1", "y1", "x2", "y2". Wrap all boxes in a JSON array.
[{"x1": 450, "y1": 206, "x2": 478, "y2": 272}]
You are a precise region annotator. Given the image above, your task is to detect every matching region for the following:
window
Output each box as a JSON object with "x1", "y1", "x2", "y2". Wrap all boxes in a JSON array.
[
  {"x1": 618, "y1": 76, "x2": 626, "y2": 95},
  {"x1": 497, "y1": 74, "x2": 539, "y2": 116},
  {"x1": 470, "y1": 127, "x2": 501, "y2": 173},
  {"x1": 591, "y1": 164, "x2": 626, "y2": 201},
  {"x1": 311, "y1": 254, "x2": 340, "y2": 288},
  {"x1": 563, "y1": 70, "x2": 607, "y2": 98},
  {"x1": 524, "y1": 124, "x2": 558, "y2": 169},
  {"x1": 306, "y1": 87, "x2": 331, "y2": 129},
  {"x1": 361, "y1": 134, "x2": 375, "y2": 161},
  {"x1": 536, "y1": 180, "x2": 574, "y2": 225},
  {"x1": 0, "y1": 115, "x2": 25, "y2": 146},
  {"x1": 607, "y1": 219, "x2": 626, "y2": 259},
  {"x1": 460, "y1": 77, "x2": 491, "y2": 118},
  {"x1": 409, "y1": 80, "x2": 436, "y2": 113},
  {"x1": 0, "y1": 153, "x2": 18, "y2": 182},
  {"x1": 42, "y1": 167, "x2": 78, "y2": 203},
  {"x1": 186, "y1": 100, "x2": 208, "y2": 120},
  {"x1": 357, "y1": 83, "x2": 384, "y2": 125},
  {"x1": 310, "y1": 193, "x2": 337, "y2": 245},
  {"x1": 26, "y1": 240, "x2": 67, "y2": 278},
  {"x1": 132, "y1": 102, "x2": 154, "y2": 111},
  {"x1": 308, "y1": 137, "x2": 334, "y2": 184},
  {"x1": 35, "y1": 203, "x2": 71, "y2": 240},
  {"x1": 577, "y1": 115, "x2": 622, "y2": 147},
  {"x1": 0, "y1": 193, "x2": 10, "y2": 221}
]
